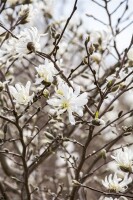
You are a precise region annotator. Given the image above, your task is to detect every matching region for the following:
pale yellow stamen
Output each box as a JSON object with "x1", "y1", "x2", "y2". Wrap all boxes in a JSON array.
[{"x1": 61, "y1": 101, "x2": 69, "y2": 109}]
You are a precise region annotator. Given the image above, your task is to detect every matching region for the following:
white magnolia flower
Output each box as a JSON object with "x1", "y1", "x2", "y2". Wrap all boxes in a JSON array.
[
  {"x1": 9, "y1": 81, "x2": 34, "y2": 105},
  {"x1": 35, "y1": 59, "x2": 58, "y2": 84},
  {"x1": 127, "y1": 48, "x2": 133, "y2": 61},
  {"x1": 16, "y1": 27, "x2": 41, "y2": 55},
  {"x1": 9, "y1": 27, "x2": 45, "y2": 58},
  {"x1": 111, "y1": 147, "x2": 133, "y2": 172},
  {"x1": 47, "y1": 81, "x2": 88, "y2": 125},
  {"x1": 89, "y1": 28, "x2": 112, "y2": 50},
  {"x1": 102, "y1": 173, "x2": 132, "y2": 192}
]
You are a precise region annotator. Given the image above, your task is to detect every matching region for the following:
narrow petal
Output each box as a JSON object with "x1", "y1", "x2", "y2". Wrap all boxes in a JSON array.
[{"x1": 68, "y1": 110, "x2": 75, "y2": 125}]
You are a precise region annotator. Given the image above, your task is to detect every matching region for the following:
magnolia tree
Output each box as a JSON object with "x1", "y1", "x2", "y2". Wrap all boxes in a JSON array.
[{"x1": 0, "y1": 0, "x2": 133, "y2": 199}]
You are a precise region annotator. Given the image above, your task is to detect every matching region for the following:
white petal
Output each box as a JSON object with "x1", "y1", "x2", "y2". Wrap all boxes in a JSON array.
[{"x1": 68, "y1": 110, "x2": 75, "y2": 125}]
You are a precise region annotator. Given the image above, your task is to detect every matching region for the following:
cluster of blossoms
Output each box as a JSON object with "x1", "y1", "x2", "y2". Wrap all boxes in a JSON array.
[
  {"x1": 101, "y1": 147, "x2": 133, "y2": 200},
  {"x1": 9, "y1": 58, "x2": 88, "y2": 125},
  {"x1": 1, "y1": 1, "x2": 133, "y2": 200}
]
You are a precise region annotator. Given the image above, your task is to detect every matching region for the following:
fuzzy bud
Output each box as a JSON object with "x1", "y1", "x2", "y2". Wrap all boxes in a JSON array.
[
  {"x1": 45, "y1": 132, "x2": 55, "y2": 140},
  {"x1": 43, "y1": 89, "x2": 50, "y2": 99},
  {"x1": 88, "y1": 44, "x2": 95, "y2": 54},
  {"x1": 83, "y1": 57, "x2": 88, "y2": 64},
  {"x1": 107, "y1": 78, "x2": 116, "y2": 88},
  {"x1": 120, "y1": 83, "x2": 126, "y2": 90},
  {"x1": 100, "y1": 149, "x2": 106, "y2": 159},
  {"x1": 72, "y1": 180, "x2": 81, "y2": 186},
  {"x1": 27, "y1": 42, "x2": 35, "y2": 52},
  {"x1": 111, "y1": 85, "x2": 119, "y2": 92},
  {"x1": 92, "y1": 118, "x2": 105, "y2": 126}
]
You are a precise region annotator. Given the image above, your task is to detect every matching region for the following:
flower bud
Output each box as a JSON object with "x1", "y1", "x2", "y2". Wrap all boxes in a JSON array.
[
  {"x1": 56, "y1": 34, "x2": 60, "y2": 39},
  {"x1": 120, "y1": 83, "x2": 126, "y2": 90},
  {"x1": 45, "y1": 132, "x2": 55, "y2": 140},
  {"x1": 27, "y1": 42, "x2": 35, "y2": 52},
  {"x1": 111, "y1": 85, "x2": 119, "y2": 92},
  {"x1": 88, "y1": 44, "x2": 95, "y2": 54},
  {"x1": 42, "y1": 81, "x2": 51, "y2": 88},
  {"x1": 72, "y1": 180, "x2": 81, "y2": 186},
  {"x1": 43, "y1": 89, "x2": 50, "y2": 99},
  {"x1": 85, "y1": 37, "x2": 89, "y2": 46},
  {"x1": 100, "y1": 149, "x2": 106, "y2": 159},
  {"x1": 107, "y1": 78, "x2": 116, "y2": 88},
  {"x1": 86, "y1": 35, "x2": 90, "y2": 43},
  {"x1": 92, "y1": 118, "x2": 105, "y2": 126},
  {"x1": 83, "y1": 57, "x2": 88, "y2": 64},
  {"x1": 119, "y1": 165, "x2": 132, "y2": 173}
]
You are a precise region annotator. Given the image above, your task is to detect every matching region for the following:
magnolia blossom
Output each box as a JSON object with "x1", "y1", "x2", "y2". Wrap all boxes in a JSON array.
[
  {"x1": 89, "y1": 28, "x2": 112, "y2": 50},
  {"x1": 102, "y1": 173, "x2": 132, "y2": 192},
  {"x1": 127, "y1": 48, "x2": 133, "y2": 61},
  {"x1": 9, "y1": 81, "x2": 34, "y2": 105},
  {"x1": 9, "y1": 27, "x2": 45, "y2": 58},
  {"x1": 35, "y1": 59, "x2": 58, "y2": 84},
  {"x1": 111, "y1": 147, "x2": 133, "y2": 172},
  {"x1": 16, "y1": 27, "x2": 41, "y2": 55},
  {"x1": 47, "y1": 81, "x2": 88, "y2": 125}
]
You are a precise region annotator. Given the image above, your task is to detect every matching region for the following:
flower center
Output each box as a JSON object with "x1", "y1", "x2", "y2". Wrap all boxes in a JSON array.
[
  {"x1": 62, "y1": 101, "x2": 69, "y2": 109},
  {"x1": 38, "y1": 71, "x2": 49, "y2": 82},
  {"x1": 109, "y1": 184, "x2": 118, "y2": 192},
  {"x1": 22, "y1": 95, "x2": 27, "y2": 101}
]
